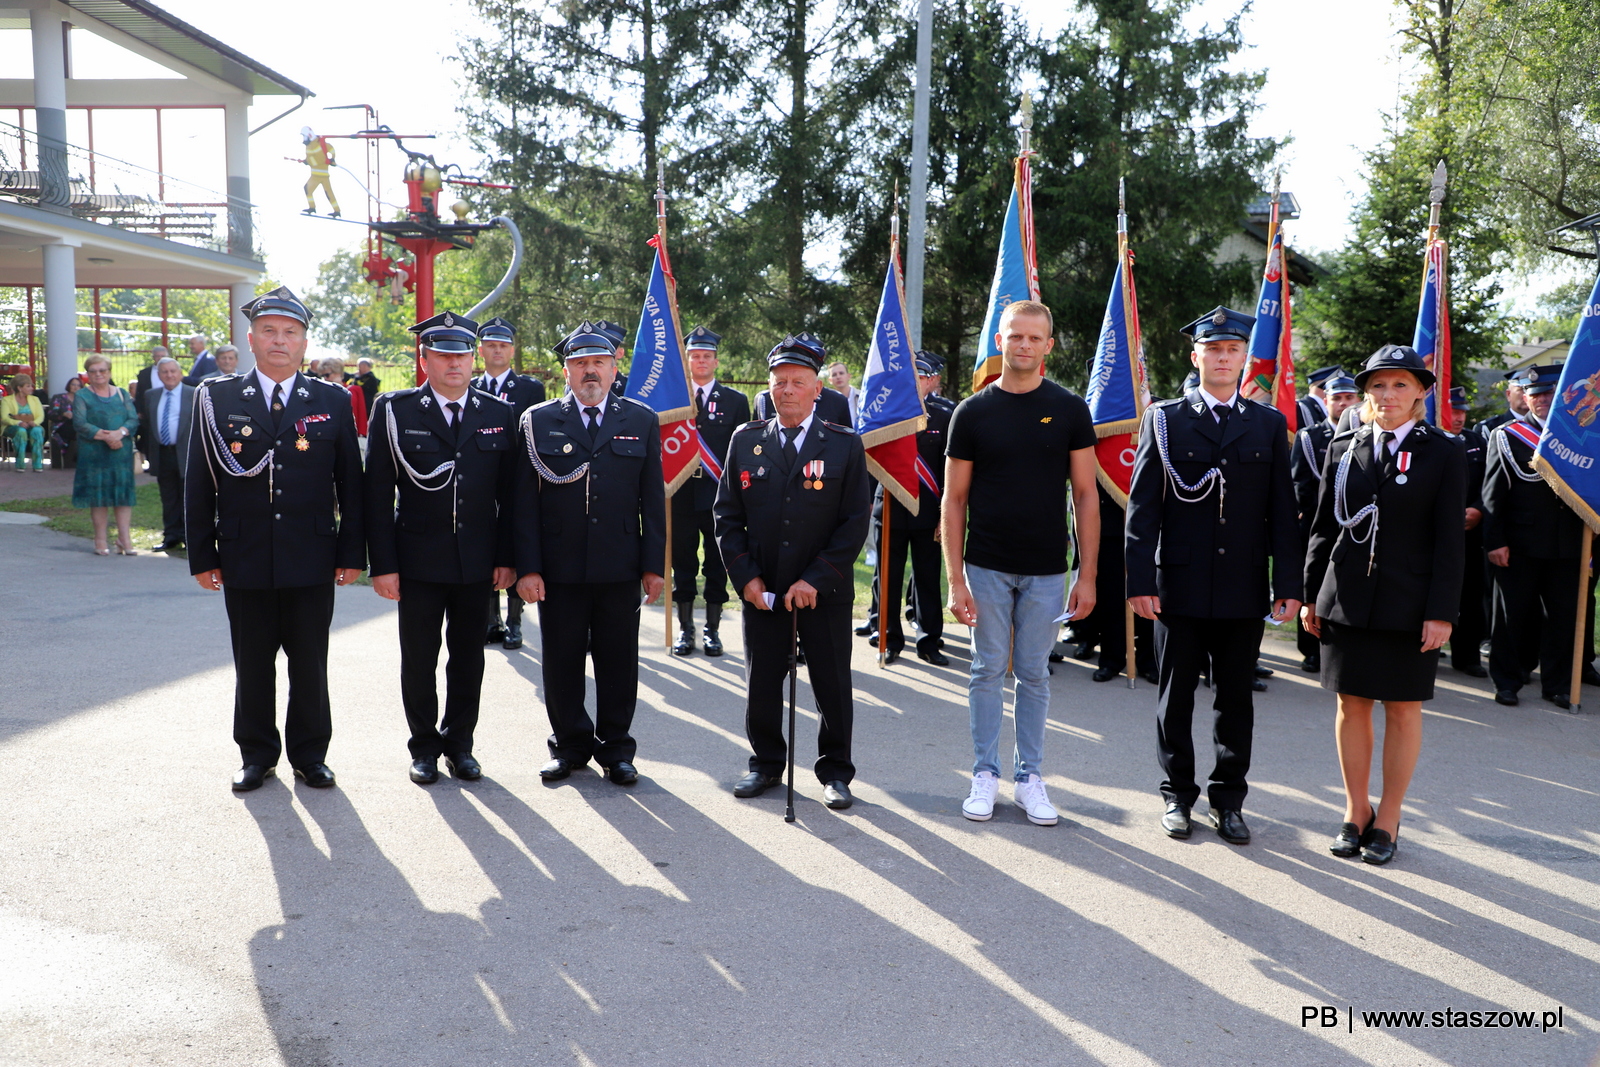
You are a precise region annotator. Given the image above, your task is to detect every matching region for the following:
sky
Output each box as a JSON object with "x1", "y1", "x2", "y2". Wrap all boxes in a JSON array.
[{"x1": 4, "y1": 0, "x2": 1416, "y2": 294}]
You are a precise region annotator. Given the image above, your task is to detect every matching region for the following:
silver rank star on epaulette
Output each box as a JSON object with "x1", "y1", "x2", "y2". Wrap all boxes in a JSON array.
[{"x1": 420, "y1": 394, "x2": 433, "y2": 408}]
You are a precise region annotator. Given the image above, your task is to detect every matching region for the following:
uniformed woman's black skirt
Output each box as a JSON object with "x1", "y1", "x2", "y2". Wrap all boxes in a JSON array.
[{"x1": 1321, "y1": 620, "x2": 1439, "y2": 701}]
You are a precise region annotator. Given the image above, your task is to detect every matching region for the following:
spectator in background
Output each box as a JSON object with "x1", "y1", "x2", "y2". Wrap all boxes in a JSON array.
[
  {"x1": 826, "y1": 361, "x2": 860, "y2": 426},
  {"x1": 72, "y1": 354, "x2": 140, "y2": 555},
  {"x1": 1, "y1": 372, "x2": 45, "y2": 471},
  {"x1": 212, "y1": 344, "x2": 240, "y2": 377},
  {"x1": 48, "y1": 376, "x2": 82, "y2": 468},
  {"x1": 142, "y1": 357, "x2": 194, "y2": 552},
  {"x1": 184, "y1": 334, "x2": 217, "y2": 385},
  {"x1": 320, "y1": 356, "x2": 368, "y2": 437},
  {"x1": 132, "y1": 344, "x2": 169, "y2": 463},
  {"x1": 354, "y1": 358, "x2": 381, "y2": 413}
]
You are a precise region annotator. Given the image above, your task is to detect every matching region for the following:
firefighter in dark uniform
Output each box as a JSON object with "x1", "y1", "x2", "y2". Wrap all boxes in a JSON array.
[
  {"x1": 366, "y1": 313, "x2": 518, "y2": 785},
  {"x1": 473, "y1": 316, "x2": 545, "y2": 650},
  {"x1": 591, "y1": 319, "x2": 631, "y2": 398},
  {"x1": 1290, "y1": 371, "x2": 1360, "y2": 672},
  {"x1": 1443, "y1": 385, "x2": 1490, "y2": 678},
  {"x1": 714, "y1": 333, "x2": 871, "y2": 810},
  {"x1": 1126, "y1": 306, "x2": 1302, "y2": 845},
  {"x1": 1474, "y1": 369, "x2": 1526, "y2": 437},
  {"x1": 1483, "y1": 365, "x2": 1586, "y2": 708},
  {"x1": 671, "y1": 326, "x2": 751, "y2": 656},
  {"x1": 755, "y1": 381, "x2": 852, "y2": 425},
  {"x1": 514, "y1": 322, "x2": 666, "y2": 784},
  {"x1": 869, "y1": 353, "x2": 950, "y2": 665},
  {"x1": 1296, "y1": 365, "x2": 1342, "y2": 433},
  {"x1": 185, "y1": 287, "x2": 365, "y2": 792}
]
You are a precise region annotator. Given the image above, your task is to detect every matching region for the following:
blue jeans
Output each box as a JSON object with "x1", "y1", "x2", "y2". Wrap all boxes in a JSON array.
[{"x1": 965, "y1": 563, "x2": 1065, "y2": 780}]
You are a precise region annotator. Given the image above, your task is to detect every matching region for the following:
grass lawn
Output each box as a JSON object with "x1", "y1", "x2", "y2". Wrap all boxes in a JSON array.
[{"x1": 0, "y1": 481, "x2": 169, "y2": 549}]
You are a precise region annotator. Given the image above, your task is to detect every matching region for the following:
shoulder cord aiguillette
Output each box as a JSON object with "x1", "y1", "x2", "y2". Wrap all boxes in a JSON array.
[
  {"x1": 385, "y1": 398, "x2": 460, "y2": 531},
  {"x1": 1300, "y1": 431, "x2": 1323, "y2": 481},
  {"x1": 1332, "y1": 446, "x2": 1380, "y2": 575},
  {"x1": 1154, "y1": 406, "x2": 1226, "y2": 521},
  {"x1": 198, "y1": 383, "x2": 273, "y2": 500},
  {"x1": 1494, "y1": 426, "x2": 1546, "y2": 483},
  {"x1": 520, "y1": 407, "x2": 591, "y2": 512}
]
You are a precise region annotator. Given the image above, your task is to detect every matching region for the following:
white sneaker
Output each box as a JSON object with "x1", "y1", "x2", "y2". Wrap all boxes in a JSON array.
[
  {"x1": 1013, "y1": 774, "x2": 1058, "y2": 826},
  {"x1": 962, "y1": 772, "x2": 999, "y2": 821}
]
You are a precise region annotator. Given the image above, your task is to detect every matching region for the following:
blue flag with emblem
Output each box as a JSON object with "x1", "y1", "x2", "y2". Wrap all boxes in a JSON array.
[
  {"x1": 858, "y1": 237, "x2": 926, "y2": 513},
  {"x1": 1533, "y1": 272, "x2": 1600, "y2": 532},
  {"x1": 626, "y1": 233, "x2": 697, "y2": 495},
  {"x1": 972, "y1": 156, "x2": 1040, "y2": 392}
]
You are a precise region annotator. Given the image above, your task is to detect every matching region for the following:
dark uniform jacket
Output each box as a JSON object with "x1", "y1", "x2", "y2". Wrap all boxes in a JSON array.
[
  {"x1": 755, "y1": 386, "x2": 851, "y2": 427},
  {"x1": 364, "y1": 385, "x2": 517, "y2": 584},
  {"x1": 1462, "y1": 426, "x2": 1487, "y2": 513},
  {"x1": 1482, "y1": 416, "x2": 1585, "y2": 560},
  {"x1": 685, "y1": 381, "x2": 752, "y2": 511},
  {"x1": 714, "y1": 416, "x2": 871, "y2": 605},
  {"x1": 1125, "y1": 391, "x2": 1302, "y2": 618},
  {"x1": 1291, "y1": 420, "x2": 1336, "y2": 542},
  {"x1": 871, "y1": 398, "x2": 949, "y2": 532},
  {"x1": 513, "y1": 393, "x2": 666, "y2": 583},
  {"x1": 1474, "y1": 410, "x2": 1514, "y2": 438},
  {"x1": 1304, "y1": 421, "x2": 1466, "y2": 630},
  {"x1": 1296, "y1": 394, "x2": 1327, "y2": 435},
  {"x1": 185, "y1": 372, "x2": 365, "y2": 588},
  {"x1": 475, "y1": 370, "x2": 545, "y2": 416}
]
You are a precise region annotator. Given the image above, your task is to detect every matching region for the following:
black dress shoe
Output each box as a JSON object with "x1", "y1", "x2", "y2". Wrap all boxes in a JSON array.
[
  {"x1": 1361, "y1": 827, "x2": 1397, "y2": 865},
  {"x1": 503, "y1": 624, "x2": 522, "y2": 650},
  {"x1": 672, "y1": 630, "x2": 695, "y2": 656},
  {"x1": 1212, "y1": 808, "x2": 1250, "y2": 845},
  {"x1": 1301, "y1": 654, "x2": 1321, "y2": 673},
  {"x1": 539, "y1": 758, "x2": 577, "y2": 780},
  {"x1": 604, "y1": 761, "x2": 639, "y2": 785},
  {"x1": 1092, "y1": 666, "x2": 1121, "y2": 683},
  {"x1": 1453, "y1": 662, "x2": 1488, "y2": 678},
  {"x1": 1582, "y1": 663, "x2": 1600, "y2": 687},
  {"x1": 733, "y1": 770, "x2": 780, "y2": 798},
  {"x1": 854, "y1": 622, "x2": 874, "y2": 637},
  {"x1": 486, "y1": 622, "x2": 507, "y2": 645},
  {"x1": 1071, "y1": 642, "x2": 1096, "y2": 661},
  {"x1": 703, "y1": 629, "x2": 724, "y2": 656},
  {"x1": 1544, "y1": 691, "x2": 1571, "y2": 710},
  {"x1": 868, "y1": 633, "x2": 880, "y2": 648},
  {"x1": 883, "y1": 649, "x2": 900, "y2": 665},
  {"x1": 1254, "y1": 664, "x2": 1274, "y2": 678},
  {"x1": 1139, "y1": 665, "x2": 1160, "y2": 685},
  {"x1": 1330, "y1": 809, "x2": 1375, "y2": 857},
  {"x1": 153, "y1": 540, "x2": 185, "y2": 552},
  {"x1": 294, "y1": 763, "x2": 336, "y2": 788},
  {"x1": 232, "y1": 764, "x2": 275, "y2": 792},
  {"x1": 410, "y1": 758, "x2": 440, "y2": 784},
  {"x1": 1048, "y1": 650, "x2": 1066, "y2": 663},
  {"x1": 823, "y1": 781, "x2": 853, "y2": 809},
  {"x1": 445, "y1": 753, "x2": 482, "y2": 780},
  {"x1": 794, "y1": 647, "x2": 806, "y2": 666},
  {"x1": 1161, "y1": 802, "x2": 1192, "y2": 839},
  {"x1": 1494, "y1": 689, "x2": 1519, "y2": 706},
  {"x1": 916, "y1": 646, "x2": 950, "y2": 666},
  {"x1": 1252, "y1": 679, "x2": 1268, "y2": 692}
]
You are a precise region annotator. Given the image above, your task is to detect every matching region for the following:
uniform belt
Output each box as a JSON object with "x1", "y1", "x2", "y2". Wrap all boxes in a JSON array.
[{"x1": 691, "y1": 468, "x2": 704, "y2": 478}]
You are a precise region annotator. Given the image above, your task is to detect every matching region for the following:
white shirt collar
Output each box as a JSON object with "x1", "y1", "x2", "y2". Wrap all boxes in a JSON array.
[
  {"x1": 775, "y1": 409, "x2": 816, "y2": 452},
  {"x1": 487, "y1": 369, "x2": 511, "y2": 389},
  {"x1": 694, "y1": 378, "x2": 717, "y2": 398},
  {"x1": 254, "y1": 367, "x2": 296, "y2": 400},
  {"x1": 1200, "y1": 389, "x2": 1239, "y2": 417},
  {"x1": 1374, "y1": 419, "x2": 1417, "y2": 460}
]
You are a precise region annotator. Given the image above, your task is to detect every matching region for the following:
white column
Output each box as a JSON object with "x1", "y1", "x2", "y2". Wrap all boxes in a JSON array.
[
  {"x1": 223, "y1": 100, "x2": 253, "y2": 258},
  {"x1": 230, "y1": 281, "x2": 256, "y2": 370},
  {"x1": 30, "y1": 8, "x2": 69, "y2": 211},
  {"x1": 41, "y1": 242, "x2": 79, "y2": 395},
  {"x1": 904, "y1": 0, "x2": 934, "y2": 349}
]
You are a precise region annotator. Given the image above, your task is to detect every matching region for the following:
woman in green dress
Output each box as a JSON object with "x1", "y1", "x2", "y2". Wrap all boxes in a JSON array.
[{"x1": 72, "y1": 354, "x2": 140, "y2": 555}]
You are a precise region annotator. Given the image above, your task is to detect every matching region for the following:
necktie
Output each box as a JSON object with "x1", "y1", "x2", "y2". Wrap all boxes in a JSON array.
[
  {"x1": 1214, "y1": 402, "x2": 1231, "y2": 427},
  {"x1": 781, "y1": 425, "x2": 801, "y2": 467},
  {"x1": 270, "y1": 383, "x2": 284, "y2": 430},
  {"x1": 696, "y1": 388, "x2": 707, "y2": 419},
  {"x1": 490, "y1": 376, "x2": 502, "y2": 398},
  {"x1": 160, "y1": 389, "x2": 177, "y2": 446},
  {"x1": 447, "y1": 401, "x2": 462, "y2": 434},
  {"x1": 1379, "y1": 431, "x2": 1396, "y2": 480},
  {"x1": 584, "y1": 405, "x2": 601, "y2": 442}
]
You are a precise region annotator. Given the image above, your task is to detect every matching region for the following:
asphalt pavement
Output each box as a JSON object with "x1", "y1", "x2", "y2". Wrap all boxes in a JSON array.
[{"x1": 1, "y1": 516, "x2": 1597, "y2": 1067}]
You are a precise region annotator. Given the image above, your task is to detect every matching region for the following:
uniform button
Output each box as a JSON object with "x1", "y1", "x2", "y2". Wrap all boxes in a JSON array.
[
  {"x1": 456, "y1": 452, "x2": 462, "y2": 458},
  {"x1": 274, "y1": 489, "x2": 282, "y2": 497},
  {"x1": 785, "y1": 496, "x2": 792, "y2": 503},
  {"x1": 1217, "y1": 547, "x2": 1225, "y2": 555},
  {"x1": 591, "y1": 517, "x2": 599, "y2": 524},
  {"x1": 1220, "y1": 458, "x2": 1228, "y2": 466},
  {"x1": 781, "y1": 540, "x2": 790, "y2": 547},
  {"x1": 276, "y1": 440, "x2": 283, "y2": 447},
  {"x1": 274, "y1": 464, "x2": 283, "y2": 471},
  {"x1": 274, "y1": 513, "x2": 281, "y2": 520},
  {"x1": 1217, "y1": 517, "x2": 1226, "y2": 525},
  {"x1": 783, "y1": 519, "x2": 790, "y2": 525}
]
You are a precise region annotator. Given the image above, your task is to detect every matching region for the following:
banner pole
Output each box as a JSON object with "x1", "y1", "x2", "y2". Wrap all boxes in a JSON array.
[
  {"x1": 1570, "y1": 526, "x2": 1592, "y2": 712},
  {"x1": 665, "y1": 504, "x2": 674, "y2": 653},
  {"x1": 1124, "y1": 595, "x2": 1136, "y2": 689},
  {"x1": 878, "y1": 505, "x2": 891, "y2": 668}
]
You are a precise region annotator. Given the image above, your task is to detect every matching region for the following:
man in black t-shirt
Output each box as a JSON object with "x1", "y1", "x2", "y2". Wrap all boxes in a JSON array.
[{"x1": 943, "y1": 299, "x2": 1099, "y2": 827}]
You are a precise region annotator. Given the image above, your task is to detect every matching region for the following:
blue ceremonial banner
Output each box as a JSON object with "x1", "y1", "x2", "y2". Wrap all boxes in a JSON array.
[
  {"x1": 626, "y1": 233, "x2": 697, "y2": 494},
  {"x1": 1533, "y1": 273, "x2": 1600, "y2": 533},
  {"x1": 972, "y1": 156, "x2": 1039, "y2": 391},
  {"x1": 858, "y1": 243, "x2": 925, "y2": 512},
  {"x1": 1087, "y1": 249, "x2": 1140, "y2": 432},
  {"x1": 1412, "y1": 239, "x2": 1452, "y2": 425}
]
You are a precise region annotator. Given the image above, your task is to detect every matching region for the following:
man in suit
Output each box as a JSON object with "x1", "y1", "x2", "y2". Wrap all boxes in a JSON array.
[
  {"x1": 715, "y1": 332, "x2": 871, "y2": 810},
  {"x1": 1442, "y1": 385, "x2": 1490, "y2": 678},
  {"x1": 366, "y1": 312, "x2": 518, "y2": 784},
  {"x1": 515, "y1": 322, "x2": 666, "y2": 786},
  {"x1": 143, "y1": 356, "x2": 194, "y2": 552},
  {"x1": 869, "y1": 354, "x2": 950, "y2": 665},
  {"x1": 1483, "y1": 364, "x2": 1587, "y2": 708},
  {"x1": 1289, "y1": 371, "x2": 1360, "y2": 671},
  {"x1": 184, "y1": 334, "x2": 218, "y2": 385},
  {"x1": 131, "y1": 344, "x2": 170, "y2": 464},
  {"x1": 353, "y1": 359, "x2": 381, "y2": 413},
  {"x1": 474, "y1": 316, "x2": 546, "y2": 650},
  {"x1": 186, "y1": 287, "x2": 365, "y2": 792},
  {"x1": 1296, "y1": 365, "x2": 1342, "y2": 433},
  {"x1": 1126, "y1": 306, "x2": 1302, "y2": 845},
  {"x1": 672, "y1": 326, "x2": 751, "y2": 656}
]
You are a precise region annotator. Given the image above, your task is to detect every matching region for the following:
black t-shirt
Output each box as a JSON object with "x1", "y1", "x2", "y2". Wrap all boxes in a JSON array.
[{"x1": 946, "y1": 378, "x2": 1097, "y2": 575}]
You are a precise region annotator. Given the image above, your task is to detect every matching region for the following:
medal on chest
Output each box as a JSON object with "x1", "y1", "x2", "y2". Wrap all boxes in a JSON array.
[
  {"x1": 804, "y1": 459, "x2": 825, "y2": 490},
  {"x1": 1395, "y1": 451, "x2": 1411, "y2": 484},
  {"x1": 293, "y1": 418, "x2": 310, "y2": 451}
]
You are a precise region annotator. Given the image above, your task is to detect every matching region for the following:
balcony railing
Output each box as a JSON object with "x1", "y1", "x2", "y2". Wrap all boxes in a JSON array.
[{"x1": 0, "y1": 118, "x2": 259, "y2": 259}]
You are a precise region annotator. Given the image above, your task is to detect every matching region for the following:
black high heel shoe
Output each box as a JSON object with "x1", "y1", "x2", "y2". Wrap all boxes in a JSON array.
[
  {"x1": 1362, "y1": 826, "x2": 1399, "y2": 865},
  {"x1": 1330, "y1": 808, "x2": 1376, "y2": 858}
]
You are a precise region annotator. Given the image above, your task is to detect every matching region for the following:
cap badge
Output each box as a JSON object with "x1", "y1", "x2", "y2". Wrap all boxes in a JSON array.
[
  {"x1": 443, "y1": 313, "x2": 455, "y2": 327},
  {"x1": 1212, "y1": 310, "x2": 1227, "y2": 326},
  {"x1": 1528, "y1": 369, "x2": 1539, "y2": 382}
]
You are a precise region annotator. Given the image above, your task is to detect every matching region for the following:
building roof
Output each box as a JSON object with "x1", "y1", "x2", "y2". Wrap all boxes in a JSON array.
[{"x1": 65, "y1": 0, "x2": 312, "y2": 97}]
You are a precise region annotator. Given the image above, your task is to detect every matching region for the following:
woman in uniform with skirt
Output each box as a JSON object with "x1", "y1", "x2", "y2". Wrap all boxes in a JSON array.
[{"x1": 1301, "y1": 345, "x2": 1466, "y2": 865}]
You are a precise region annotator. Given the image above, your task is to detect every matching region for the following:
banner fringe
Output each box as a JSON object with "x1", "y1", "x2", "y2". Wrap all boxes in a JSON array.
[
  {"x1": 1533, "y1": 456, "x2": 1600, "y2": 535},
  {"x1": 859, "y1": 414, "x2": 925, "y2": 450},
  {"x1": 865, "y1": 454, "x2": 920, "y2": 516}
]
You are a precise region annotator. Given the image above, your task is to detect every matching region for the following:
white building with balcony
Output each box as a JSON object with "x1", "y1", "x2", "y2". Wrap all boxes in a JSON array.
[{"x1": 0, "y1": 0, "x2": 311, "y2": 392}]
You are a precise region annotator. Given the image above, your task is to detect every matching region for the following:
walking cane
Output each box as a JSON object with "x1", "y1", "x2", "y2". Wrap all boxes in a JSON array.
[{"x1": 785, "y1": 605, "x2": 799, "y2": 823}]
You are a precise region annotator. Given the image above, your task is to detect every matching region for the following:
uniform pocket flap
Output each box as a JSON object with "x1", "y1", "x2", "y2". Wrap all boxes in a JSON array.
[
  {"x1": 609, "y1": 437, "x2": 646, "y2": 457},
  {"x1": 536, "y1": 433, "x2": 574, "y2": 456},
  {"x1": 475, "y1": 432, "x2": 510, "y2": 451},
  {"x1": 402, "y1": 434, "x2": 440, "y2": 452}
]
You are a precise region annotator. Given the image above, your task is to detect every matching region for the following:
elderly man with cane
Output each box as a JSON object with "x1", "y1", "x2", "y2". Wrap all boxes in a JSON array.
[{"x1": 715, "y1": 333, "x2": 870, "y2": 811}]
